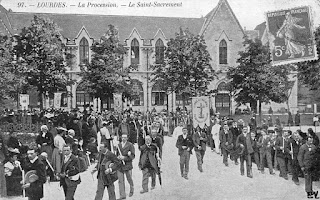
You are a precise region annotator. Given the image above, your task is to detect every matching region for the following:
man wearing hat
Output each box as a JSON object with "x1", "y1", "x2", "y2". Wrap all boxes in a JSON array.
[
  {"x1": 176, "y1": 126, "x2": 193, "y2": 179},
  {"x1": 193, "y1": 126, "x2": 207, "y2": 172},
  {"x1": 22, "y1": 146, "x2": 46, "y2": 200}
]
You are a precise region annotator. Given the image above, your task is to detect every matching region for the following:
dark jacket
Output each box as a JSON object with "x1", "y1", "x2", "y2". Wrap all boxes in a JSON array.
[
  {"x1": 298, "y1": 143, "x2": 317, "y2": 170},
  {"x1": 176, "y1": 134, "x2": 193, "y2": 156},
  {"x1": 275, "y1": 136, "x2": 290, "y2": 158},
  {"x1": 219, "y1": 129, "x2": 233, "y2": 150},
  {"x1": 60, "y1": 154, "x2": 81, "y2": 187},
  {"x1": 193, "y1": 131, "x2": 208, "y2": 151},
  {"x1": 138, "y1": 143, "x2": 159, "y2": 173},
  {"x1": 36, "y1": 132, "x2": 54, "y2": 147},
  {"x1": 230, "y1": 127, "x2": 240, "y2": 145},
  {"x1": 23, "y1": 157, "x2": 46, "y2": 199},
  {"x1": 289, "y1": 137, "x2": 302, "y2": 160},
  {"x1": 96, "y1": 151, "x2": 121, "y2": 186},
  {"x1": 116, "y1": 142, "x2": 135, "y2": 172},
  {"x1": 257, "y1": 136, "x2": 272, "y2": 153},
  {"x1": 236, "y1": 133, "x2": 254, "y2": 155}
]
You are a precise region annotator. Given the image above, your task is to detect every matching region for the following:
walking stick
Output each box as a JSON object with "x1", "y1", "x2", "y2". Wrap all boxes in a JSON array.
[
  {"x1": 116, "y1": 144, "x2": 126, "y2": 165},
  {"x1": 18, "y1": 163, "x2": 25, "y2": 198},
  {"x1": 290, "y1": 142, "x2": 294, "y2": 160}
]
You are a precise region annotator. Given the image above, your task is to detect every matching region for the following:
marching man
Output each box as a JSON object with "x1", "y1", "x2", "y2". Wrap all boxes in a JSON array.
[{"x1": 176, "y1": 126, "x2": 193, "y2": 179}]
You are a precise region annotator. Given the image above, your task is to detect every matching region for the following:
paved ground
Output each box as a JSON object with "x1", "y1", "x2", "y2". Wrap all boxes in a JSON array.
[{"x1": 3, "y1": 134, "x2": 320, "y2": 200}]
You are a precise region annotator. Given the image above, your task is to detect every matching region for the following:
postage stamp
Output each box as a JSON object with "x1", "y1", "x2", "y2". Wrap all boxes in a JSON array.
[{"x1": 266, "y1": 6, "x2": 318, "y2": 66}]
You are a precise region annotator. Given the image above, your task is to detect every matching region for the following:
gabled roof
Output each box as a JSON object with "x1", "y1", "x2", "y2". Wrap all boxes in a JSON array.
[
  {"x1": 0, "y1": 5, "x2": 13, "y2": 35},
  {"x1": 254, "y1": 22, "x2": 266, "y2": 39},
  {"x1": 4, "y1": 9, "x2": 205, "y2": 44},
  {"x1": 200, "y1": 0, "x2": 245, "y2": 36}
]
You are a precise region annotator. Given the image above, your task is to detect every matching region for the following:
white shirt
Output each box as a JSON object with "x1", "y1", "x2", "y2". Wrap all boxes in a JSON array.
[
  {"x1": 64, "y1": 154, "x2": 71, "y2": 164},
  {"x1": 211, "y1": 124, "x2": 221, "y2": 139},
  {"x1": 30, "y1": 156, "x2": 38, "y2": 164},
  {"x1": 173, "y1": 126, "x2": 183, "y2": 138}
]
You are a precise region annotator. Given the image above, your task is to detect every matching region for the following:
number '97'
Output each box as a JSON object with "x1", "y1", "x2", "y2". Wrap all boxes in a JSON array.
[{"x1": 17, "y1": 2, "x2": 25, "y2": 8}]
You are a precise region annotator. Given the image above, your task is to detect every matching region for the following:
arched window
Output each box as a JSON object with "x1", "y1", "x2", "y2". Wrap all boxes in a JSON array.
[
  {"x1": 152, "y1": 81, "x2": 167, "y2": 106},
  {"x1": 79, "y1": 37, "x2": 89, "y2": 65},
  {"x1": 76, "y1": 82, "x2": 93, "y2": 109},
  {"x1": 131, "y1": 80, "x2": 144, "y2": 106},
  {"x1": 155, "y1": 39, "x2": 164, "y2": 64},
  {"x1": 131, "y1": 39, "x2": 139, "y2": 64},
  {"x1": 219, "y1": 39, "x2": 227, "y2": 64}
]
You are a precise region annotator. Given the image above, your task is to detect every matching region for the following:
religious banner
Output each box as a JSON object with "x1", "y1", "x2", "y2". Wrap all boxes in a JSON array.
[
  {"x1": 53, "y1": 92, "x2": 62, "y2": 108},
  {"x1": 19, "y1": 94, "x2": 29, "y2": 110},
  {"x1": 113, "y1": 93, "x2": 123, "y2": 113},
  {"x1": 266, "y1": 6, "x2": 317, "y2": 65},
  {"x1": 192, "y1": 96, "x2": 210, "y2": 129}
]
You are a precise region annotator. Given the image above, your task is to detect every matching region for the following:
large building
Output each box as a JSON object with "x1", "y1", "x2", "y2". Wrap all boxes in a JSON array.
[{"x1": 0, "y1": 0, "x2": 310, "y2": 115}]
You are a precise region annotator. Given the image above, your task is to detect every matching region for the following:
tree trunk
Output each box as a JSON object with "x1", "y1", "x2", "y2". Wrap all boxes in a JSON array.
[
  {"x1": 39, "y1": 91, "x2": 43, "y2": 109},
  {"x1": 259, "y1": 101, "x2": 262, "y2": 126}
]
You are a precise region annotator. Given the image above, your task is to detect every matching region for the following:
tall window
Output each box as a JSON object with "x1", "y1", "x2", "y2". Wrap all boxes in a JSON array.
[
  {"x1": 131, "y1": 39, "x2": 139, "y2": 64},
  {"x1": 131, "y1": 80, "x2": 144, "y2": 106},
  {"x1": 79, "y1": 37, "x2": 89, "y2": 65},
  {"x1": 155, "y1": 39, "x2": 164, "y2": 64},
  {"x1": 219, "y1": 39, "x2": 227, "y2": 64},
  {"x1": 215, "y1": 82, "x2": 230, "y2": 115},
  {"x1": 175, "y1": 93, "x2": 191, "y2": 106},
  {"x1": 152, "y1": 81, "x2": 167, "y2": 106},
  {"x1": 76, "y1": 82, "x2": 93, "y2": 108}
]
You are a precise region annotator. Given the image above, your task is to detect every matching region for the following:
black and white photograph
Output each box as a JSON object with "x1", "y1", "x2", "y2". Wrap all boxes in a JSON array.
[{"x1": 0, "y1": 0, "x2": 320, "y2": 199}]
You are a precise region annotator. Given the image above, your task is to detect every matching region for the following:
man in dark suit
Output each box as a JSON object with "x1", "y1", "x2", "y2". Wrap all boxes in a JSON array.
[
  {"x1": 193, "y1": 126, "x2": 207, "y2": 172},
  {"x1": 176, "y1": 126, "x2": 193, "y2": 179},
  {"x1": 22, "y1": 146, "x2": 47, "y2": 200},
  {"x1": 230, "y1": 121, "x2": 240, "y2": 165},
  {"x1": 116, "y1": 133, "x2": 135, "y2": 199},
  {"x1": 92, "y1": 142, "x2": 120, "y2": 200},
  {"x1": 257, "y1": 129, "x2": 275, "y2": 175},
  {"x1": 219, "y1": 124, "x2": 233, "y2": 166},
  {"x1": 139, "y1": 135, "x2": 160, "y2": 194},
  {"x1": 151, "y1": 129, "x2": 163, "y2": 158},
  {"x1": 289, "y1": 131, "x2": 302, "y2": 185},
  {"x1": 58, "y1": 144, "x2": 81, "y2": 200},
  {"x1": 275, "y1": 129, "x2": 290, "y2": 180},
  {"x1": 298, "y1": 136, "x2": 318, "y2": 198},
  {"x1": 236, "y1": 126, "x2": 253, "y2": 178}
]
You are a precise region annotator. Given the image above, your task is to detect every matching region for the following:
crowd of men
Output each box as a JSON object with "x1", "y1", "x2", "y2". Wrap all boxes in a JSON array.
[
  {"x1": 1, "y1": 108, "x2": 320, "y2": 199},
  {"x1": 174, "y1": 115, "x2": 320, "y2": 199}
]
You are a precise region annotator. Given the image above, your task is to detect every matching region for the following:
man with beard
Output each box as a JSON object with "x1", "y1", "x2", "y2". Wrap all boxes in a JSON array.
[
  {"x1": 230, "y1": 121, "x2": 240, "y2": 165},
  {"x1": 92, "y1": 143, "x2": 120, "y2": 200},
  {"x1": 298, "y1": 136, "x2": 319, "y2": 199},
  {"x1": 176, "y1": 126, "x2": 193, "y2": 179},
  {"x1": 289, "y1": 131, "x2": 302, "y2": 185},
  {"x1": 219, "y1": 123, "x2": 233, "y2": 166},
  {"x1": 115, "y1": 133, "x2": 135, "y2": 199},
  {"x1": 236, "y1": 126, "x2": 253, "y2": 178},
  {"x1": 193, "y1": 126, "x2": 207, "y2": 172},
  {"x1": 139, "y1": 135, "x2": 160, "y2": 193},
  {"x1": 22, "y1": 146, "x2": 47, "y2": 200}
]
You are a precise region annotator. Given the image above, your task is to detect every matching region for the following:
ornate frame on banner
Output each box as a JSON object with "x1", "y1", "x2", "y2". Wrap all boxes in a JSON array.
[
  {"x1": 192, "y1": 96, "x2": 210, "y2": 129},
  {"x1": 265, "y1": 6, "x2": 318, "y2": 66}
]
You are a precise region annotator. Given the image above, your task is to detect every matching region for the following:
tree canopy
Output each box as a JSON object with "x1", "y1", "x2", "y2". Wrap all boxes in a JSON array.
[
  {"x1": 81, "y1": 24, "x2": 137, "y2": 102},
  {"x1": 296, "y1": 26, "x2": 320, "y2": 90},
  {"x1": 152, "y1": 28, "x2": 214, "y2": 103},
  {"x1": 17, "y1": 15, "x2": 71, "y2": 108},
  {"x1": 227, "y1": 37, "x2": 293, "y2": 112}
]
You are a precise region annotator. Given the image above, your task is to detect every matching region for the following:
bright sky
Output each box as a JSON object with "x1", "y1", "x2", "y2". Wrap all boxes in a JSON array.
[{"x1": 1, "y1": 0, "x2": 320, "y2": 30}]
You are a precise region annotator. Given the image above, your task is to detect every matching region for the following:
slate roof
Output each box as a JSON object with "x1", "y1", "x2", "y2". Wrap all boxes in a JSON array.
[{"x1": 2, "y1": 6, "x2": 205, "y2": 44}]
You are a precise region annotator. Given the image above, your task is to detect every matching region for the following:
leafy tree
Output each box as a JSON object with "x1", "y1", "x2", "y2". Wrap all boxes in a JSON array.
[
  {"x1": 227, "y1": 37, "x2": 293, "y2": 116},
  {"x1": 152, "y1": 28, "x2": 214, "y2": 106},
  {"x1": 81, "y1": 25, "x2": 135, "y2": 103},
  {"x1": 296, "y1": 26, "x2": 320, "y2": 90},
  {"x1": 0, "y1": 34, "x2": 28, "y2": 107},
  {"x1": 17, "y1": 15, "x2": 71, "y2": 109}
]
